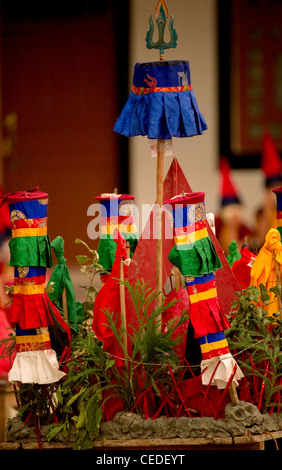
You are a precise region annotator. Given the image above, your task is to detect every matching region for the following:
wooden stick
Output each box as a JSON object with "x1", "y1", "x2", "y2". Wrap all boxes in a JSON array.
[
  {"x1": 155, "y1": 46, "x2": 165, "y2": 309},
  {"x1": 174, "y1": 267, "x2": 181, "y2": 293},
  {"x1": 126, "y1": 240, "x2": 131, "y2": 259},
  {"x1": 229, "y1": 382, "x2": 239, "y2": 404},
  {"x1": 156, "y1": 138, "x2": 164, "y2": 308},
  {"x1": 119, "y1": 258, "x2": 128, "y2": 358},
  {"x1": 62, "y1": 287, "x2": 68, "y2": 321}
]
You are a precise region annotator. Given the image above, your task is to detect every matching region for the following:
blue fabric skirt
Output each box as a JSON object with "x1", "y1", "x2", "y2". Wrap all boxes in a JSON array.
[{"x1": 113, "y1": 61, "x2": 208, "y2": 139}]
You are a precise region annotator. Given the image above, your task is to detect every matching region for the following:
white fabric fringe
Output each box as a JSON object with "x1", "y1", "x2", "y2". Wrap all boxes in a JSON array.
[
  {"x1": 200, "y1": 353, "x2": 244, "y2": 390},
  {"x1": 8, "y1": 349, "x2": 65, "y2": 384}
]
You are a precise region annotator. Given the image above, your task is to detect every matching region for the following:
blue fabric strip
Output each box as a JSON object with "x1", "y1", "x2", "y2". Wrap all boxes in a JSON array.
[
  {"x1": 185, "y1": 272, "x2": 216, "y2": 286},
  {"x1": 114, "y1": 90, "x2": 207, "y2": 139},
  {"x1": 172, "y1": 206, "x2": 189, "y2": 228},
  {"x1": 16, "y1": 325, "x2": 37, "y2": 336},
  {"x1": 99, "y1": 199, "x2": 128, "y2": 217},
  {"x1": 275, "y1": 192, "x2": 282, "y2": 211},
  {"x1": 14, "y1": 266, "x2": 46, "y2": 278},
  {"x1": 9, "y1": 200, "x2": 48, "y2": 219},
  {"x1": 171, "y1": 202, "x2": 206, "y2": 227},
  {"x1": 133, "y1": 61, "x2": 191, "y2": 88},
  {"x1": 198, "y1": 331, "x2": 226, "y2": 345}
]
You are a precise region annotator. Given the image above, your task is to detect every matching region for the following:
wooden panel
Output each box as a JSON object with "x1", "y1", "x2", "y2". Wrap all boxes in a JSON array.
[
  {"x1": 1, "y1": 11, "x2": 121, "y2": 263},
  {"x1": 231, "y1": 0, "x2": 282, "y2": 155}
]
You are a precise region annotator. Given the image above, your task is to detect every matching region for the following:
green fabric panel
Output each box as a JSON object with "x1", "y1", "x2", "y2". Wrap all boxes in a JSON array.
[
  {"x1": 9, "y1": 235, "x2": 53, "y2": 268},
  {"x1": 168, "y1": 236, "x2": 222, "y2": 277},
  {"x1": 97, "y1": 234, "x2": 139, "y2": 271},
  {"x1": 48, "y1": 236, "x2": 78, "y2": 333},
  {"x1": 226, "y1": 240, "x2": 241, "y2": 267},
  {"x1": 97, "y1": 238, "x2": 118, "y2": 271}
]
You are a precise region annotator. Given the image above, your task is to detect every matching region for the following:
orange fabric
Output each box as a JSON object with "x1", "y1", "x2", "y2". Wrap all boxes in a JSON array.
[{"x1": 250, "y1": 228, "x2": 282, "y2": 316}]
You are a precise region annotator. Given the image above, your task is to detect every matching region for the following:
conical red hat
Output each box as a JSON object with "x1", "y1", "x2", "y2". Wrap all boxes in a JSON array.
[
  {"x1": 219, "y1": 157, "x2": 240, "y2": 206},
  {"x1": 261, "y1": 132, "x2": 282, "y2": 186}
]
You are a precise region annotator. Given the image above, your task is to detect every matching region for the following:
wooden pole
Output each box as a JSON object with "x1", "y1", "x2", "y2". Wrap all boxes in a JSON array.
[
  {"x1": 126, "y1": 240, "x2": 131, "y2": 259},
  {"x1": 174, "y1": 267, "x2": 181, "y2": 293},
  {"x1": 156, "y1": 138, "x2": 164, "y2": 307},
  {"x1": 62, "y1": 287, "x2": 68, "y2": 321},
  {"x1": 119, "y1": 258, "x2": 128, "y2": 357},
  {"x1": 155, "y1": 42, "x2": 165, "y2": 308},
  {"x1": 229, "y1": 382, "x2": 239, "y2": 404}
]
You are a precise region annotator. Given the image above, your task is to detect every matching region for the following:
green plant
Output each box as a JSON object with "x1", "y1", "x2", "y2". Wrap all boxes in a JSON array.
[
  {"x1": 103, "y1": 278, "x2": 189, "y2": 413},
  {"x1": 0, "y1": 238, "x2": 188, "y2": 448},
  {"x1": 227, "y1": 284, "x2": 282, "y2": 413},
  {"x1": 46, "y1": 329, "x2": 115, "y2": 449}
]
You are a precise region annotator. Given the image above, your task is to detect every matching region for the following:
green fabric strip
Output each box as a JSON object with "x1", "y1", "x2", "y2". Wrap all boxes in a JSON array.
[
  {"x1": 9, "y1": 235, "x2": 53, "y2": 268},
  {"x1": 168, "y1": 236, "x2": 222, "y2": 277},
  {"x1": 48, "y1": 236, "x2": 80, "y2": 333},
  {"x1": 97, "y1": 235, "x2": 138, "y2": 271}
]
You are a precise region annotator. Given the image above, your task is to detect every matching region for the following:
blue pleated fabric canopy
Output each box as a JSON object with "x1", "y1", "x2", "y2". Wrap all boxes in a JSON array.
[{"x1": 114, "y1": 60, "x2": 207, "y2": 139}]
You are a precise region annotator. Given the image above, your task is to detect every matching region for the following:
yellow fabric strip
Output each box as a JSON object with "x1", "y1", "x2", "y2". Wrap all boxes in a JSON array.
[
  {"x1": 16, "y1": 333, "x2": 50, "y2": 345},
  {"x1": 189, "y1": 287, "x2": 217, "y2": 304},
  {"x1": 100, "y1": 223, "x2": 138, "y2": 235},
  {"x1": 174, "y1": 227, "x2": 209, "y2": 245},
  {"x1": 13, "y1": 284, "x2": 45, "y2": 295},
  {"x1": 200, "y1": 338, "x2": 229, "y2": 354},
  {"x1": 12, "y1": 227, "x2": 48, "y2": 238}
]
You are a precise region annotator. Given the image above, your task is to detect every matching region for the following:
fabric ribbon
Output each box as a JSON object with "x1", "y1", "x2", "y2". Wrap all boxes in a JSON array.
[{"x1": 47, "y1": 236, "x2": 80, "y2": 332}]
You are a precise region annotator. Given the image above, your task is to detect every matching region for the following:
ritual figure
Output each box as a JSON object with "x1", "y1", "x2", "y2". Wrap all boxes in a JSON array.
[
  {"x1": 253, "y1": 133, "x2": 282, "y2": 250},
  {"x1": 250, "y1": 186, "x2": 282, "y2": 318},
  {"x1": 165, "y1": 191, "x2": 243, "y2": 389},
  {"x1": 215, "y1": 157, "x2": 250, "y2": 254},
  {"x1": 0, "y1": 188, "x2": 70, "y2": 384},
  {"x1": 95, "y1": 193, "x2": 139, "y2": 278}
]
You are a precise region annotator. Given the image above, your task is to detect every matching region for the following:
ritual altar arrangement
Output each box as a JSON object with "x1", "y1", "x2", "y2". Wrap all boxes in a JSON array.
[{"x1": 0, "y1": 1, "x2": 281, "y2": 452}]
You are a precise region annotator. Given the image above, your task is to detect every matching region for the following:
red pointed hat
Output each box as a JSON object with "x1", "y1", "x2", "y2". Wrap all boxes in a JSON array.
[
  {"x1": 0, "y1": 185, "x2": 11, "y2": 243},
  {"x1": 261, "y1": 132, "x2": 282, "y2": 187},
  {"x1": 219, "y1": 157, "x2": 241, "y2": 207}
]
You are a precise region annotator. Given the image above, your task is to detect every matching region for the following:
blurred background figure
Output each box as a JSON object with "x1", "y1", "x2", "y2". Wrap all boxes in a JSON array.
[
  {"x1": 0, "y1": 185, "x2": 12, "y2": 310},
  {"x1": 0, "y1": 185, "x2": 12, "y2": 381},
  {"x1": 250, "y1": 133, "x2": 282, "y2": 252},
  {"x1": 215, "y1": 157, "x2": 251, "y2": 255}
]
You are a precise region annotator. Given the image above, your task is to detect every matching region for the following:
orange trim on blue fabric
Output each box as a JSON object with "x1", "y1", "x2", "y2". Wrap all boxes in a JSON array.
[{"x1": 132, "y1": 84, "x2": 193, "y2": 95}]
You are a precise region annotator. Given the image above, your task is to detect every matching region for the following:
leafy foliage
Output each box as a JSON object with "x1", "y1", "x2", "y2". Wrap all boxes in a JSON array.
[
  {"x1": 227, "y1": 284, "x2": 282, "y2": 413},
  {"x1": 102, "y1": 278, "x2": 189, "y2": 413},
  {"x1": 1, "y1": 239, "x2": 189, "y2": 448},
  {"x1": 46, "y1": 330, "x2": 115, "y2": 449}
]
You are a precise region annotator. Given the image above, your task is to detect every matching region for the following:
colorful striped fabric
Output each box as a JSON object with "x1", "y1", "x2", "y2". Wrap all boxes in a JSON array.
[
  {"x1": 185, "y1": 272, "x2": 217, "y2": 304},
  {"x1": 184, "y1": 272, "x2": 231, "y2": 337},
  {"x1": 96, "y1": 194, "x2": 139, "y2": 272},
  {"x1": 7, "y1": 196, "x2": 52, "y2": 268},
  {"x1": 132, "y1": 84, "x2": 193, "y2": 95},
  {"x1": 165, "y1": 192, "x2": 222, "y2": 276},
  {"x1": 1, "y1": 189, "x2": 67, "y2": 384},
  {"x1": 273, "y1": 188, "x2": 282, "y2": 237},
  {"x1": 9, "y1": 198, "x2": 48, "y2": 220},
  {"x1": 198, "y1": 331, "x2": 230, "y2": 360},
  {"x1": 100, "y1": 215, "x2": 138, "y2": 237},
  {"x1": 15, "y1": 325, "x2": 51, "y2": 353}
]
